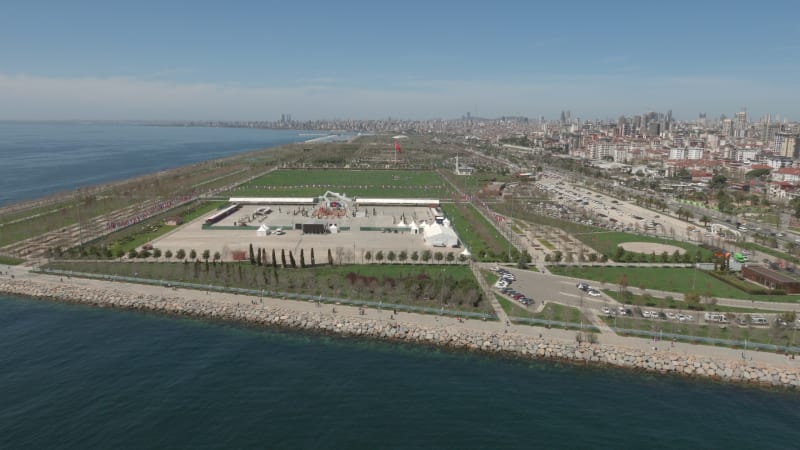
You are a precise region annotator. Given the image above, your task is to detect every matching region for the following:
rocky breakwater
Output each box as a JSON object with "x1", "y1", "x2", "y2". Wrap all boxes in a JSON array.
[{"x1": 2, "y1": 277, "x2": 800, "y2": 389}]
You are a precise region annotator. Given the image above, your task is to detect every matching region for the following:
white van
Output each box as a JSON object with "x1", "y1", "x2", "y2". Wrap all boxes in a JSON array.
[{"x1": 751, "y1": 316, "x2": 768, "y2": 326}]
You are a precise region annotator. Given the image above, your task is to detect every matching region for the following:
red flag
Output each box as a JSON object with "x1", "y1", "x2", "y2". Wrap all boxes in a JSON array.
[{"x1": 395, "y1": 141, "x2": 401, "y2": 152}]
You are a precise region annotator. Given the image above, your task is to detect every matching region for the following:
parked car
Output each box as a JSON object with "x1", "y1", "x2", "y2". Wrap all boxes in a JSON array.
[{"x1": 587, "y1": 289, "x2": 601, "y2": 297}]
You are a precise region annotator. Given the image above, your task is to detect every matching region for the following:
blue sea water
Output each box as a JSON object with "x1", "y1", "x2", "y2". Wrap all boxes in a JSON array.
[
  {"x1": 0, "y1": 122, "x2": 309, "y2": 206},
  {"x1": 0, "y1": 295, "x2": 798, "y2": 449},
  {"x1": 2, "y1": 123, "x2": 800, "y2": 448}
]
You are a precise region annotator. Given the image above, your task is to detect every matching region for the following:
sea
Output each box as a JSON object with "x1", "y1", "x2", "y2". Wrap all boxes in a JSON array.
[
  {"x1": 1, "y1": 123, "x2": 799, "y2": 448},
  {"x1": 0, "y1": 122, "x2": 313, "y2": 207}
]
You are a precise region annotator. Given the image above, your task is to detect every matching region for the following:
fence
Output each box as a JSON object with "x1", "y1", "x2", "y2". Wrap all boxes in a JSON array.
[
  {"x1": 608, "y1": 326, "x2": 800, "y2": 354},
  {"x1": 34, "y1": 268, "x2": 498, "y2": 321}
]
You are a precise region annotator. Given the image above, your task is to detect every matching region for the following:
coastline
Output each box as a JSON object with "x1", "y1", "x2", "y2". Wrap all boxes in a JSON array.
[{"x1": 2, "y1": 269, "x2": 799, "y2": 390}]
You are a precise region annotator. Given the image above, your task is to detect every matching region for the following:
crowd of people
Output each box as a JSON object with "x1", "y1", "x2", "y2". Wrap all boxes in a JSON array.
[{"x1": 105, "y1": 195, "x2": 194, "y2": 231}]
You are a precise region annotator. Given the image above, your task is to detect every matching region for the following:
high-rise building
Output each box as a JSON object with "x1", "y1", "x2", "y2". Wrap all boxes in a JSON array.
[
  {"x1": 775, "y1": 133, "x2": 798, "y2": 158},
  {"x1": 722, "y1": 119, "x2": 734, "y2": 137},
  {"x1": 734, "y1": 110, "x2": 747, "y2": 138}
]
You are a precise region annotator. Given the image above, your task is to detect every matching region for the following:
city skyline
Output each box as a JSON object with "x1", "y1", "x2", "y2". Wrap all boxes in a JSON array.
[{"x1": 2, "y1": 0, "x2": 799, "y2": 121}]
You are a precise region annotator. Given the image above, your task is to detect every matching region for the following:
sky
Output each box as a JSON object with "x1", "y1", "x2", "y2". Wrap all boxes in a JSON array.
[{"x1": 1, "y1": 0, "x2": 799, "y2": 121}]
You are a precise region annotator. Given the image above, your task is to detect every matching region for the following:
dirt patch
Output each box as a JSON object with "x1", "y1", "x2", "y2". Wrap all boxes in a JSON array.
[{"x1": 619, "y1": 242, "x2": 685, "y2": 254}]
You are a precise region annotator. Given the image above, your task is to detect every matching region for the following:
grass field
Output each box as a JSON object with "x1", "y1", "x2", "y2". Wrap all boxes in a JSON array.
[
  {"x1": 230, "y1": 169, "x2": 453, "y2": 198},
  {"x1": 602, "y1": 290, "x2": 779, "y2": 314},
  {"x1": 575, "y1": 231, "x2": 714, "y2": 261},
  {"x1": 0, "y1": 255, "x2": 25, "y2": 265},
  {"x1": 497, "y1": 295, "x2": 590, "y2": 325},
  {"x1": 43, "y1": 261, "x2": 492, "y2": 314},
  {"x1": 441, "y1": 202, "x2": 518, "y2": 262},
  {"x1": 548, "y1": 265, "x2": 800, "y2": 302}
]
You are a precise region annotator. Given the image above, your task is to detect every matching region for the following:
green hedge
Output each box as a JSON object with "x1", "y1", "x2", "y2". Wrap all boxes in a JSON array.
[{"x1": 705, "y1": 270, "x2": 785, "y2": 295}]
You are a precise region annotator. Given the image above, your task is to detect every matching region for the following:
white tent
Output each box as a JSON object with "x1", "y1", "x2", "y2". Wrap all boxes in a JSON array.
[
  {"x1": 422, "y1": 223, "x2": 459, "y2": 248},
  {"x1": 409, "y1": 220, "x2": 419, "y2": 234},
  {"x1": 329, "y1": 224, "x2": 339, "y2": 234},
  {"x1": 256, "y1": 224, "x2": 270, "y2": 237}
]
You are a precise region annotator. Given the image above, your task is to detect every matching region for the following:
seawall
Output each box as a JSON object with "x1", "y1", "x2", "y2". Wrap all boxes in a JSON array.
[{"x1": 2, "y1": 277, "x2": 799, "y2": 390}]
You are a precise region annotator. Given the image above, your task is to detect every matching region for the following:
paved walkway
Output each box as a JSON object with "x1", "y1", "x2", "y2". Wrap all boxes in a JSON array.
[{"x1": 3, "y1": 263, "x2": 800, "y2": 369}]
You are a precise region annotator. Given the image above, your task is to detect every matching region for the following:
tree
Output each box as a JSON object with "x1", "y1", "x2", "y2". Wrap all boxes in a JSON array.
[
  {"x1": 189, "y1": 249, "x2": 197, "y2": 261},
  {"x1": 446, "y1": 252, "x2": 455, "y2": 263},
  {"x1": 310, "y1": 248, "x2": 315, "y2": 266},
  {"x1": 375, "y1": 250, "x2": 384, "y2": 263},
  {"x1": 422, "y1": 250, "x2": 432, "y2": 262},
  {"x1": 684, "y1": 292, "x2": 700, "y2": 308},
  {"x1": 398, "y1": 250, "x2": 408, "y2": 263},
  {"x1": 176, "y1": 249, "x2": 186, "y2": 260},
  {"x1": 202, "y1": 249, "x2": 210, "y2": 262},
  {"x1": 213, "y1": 251, "x2": 221, "y2": 263},
  {"x1": 701, "y1": 215, "x2": 710, "y2": 228},
  {"x1": 257, "y1": 248, "x2": 262, "y2": 266},
  {"x1": 387, "y1": 250, "x2": 396, "y2": 262},
  {"x1": 517, "y1": 251, "x2": 528, "y2": 269},
  {"x1": 289, "y1": 250, "x2": 297, "y2": 268},
  {"x1": 328, "y1": 248, "x2": 333, "y2": 265},
  {"x1": 300, "y1": 249, "x2": 306, "y2": 268},
  {"x1": 128, "y1": 249, "x2": 138, "y2": 259},
  {"x1": 411, "y1": 251, "x2": 419, "y2": 263},
  {"x1": 164, "y1": 249, "x2": 173, "y2": 261},
  {"x1": 617, "y1": 274, "x2": 629, "y2": 295},
  {"x1": 745, "y1": 168, "x2": 771, "y2": 179},
  {"x1": 364, "y1": 251, "x2": 372, "y2": 263},
  {"x1": 150, "y1": 248, "x2": 160, "y2": 259},
  {"x1": 709, "y1": 174, "x2": 727, "y2": 190},
  {"x1": 281, "y1": 249, "x2": 287, "y2": 268},
  {"x1": 272, "y1": 249, "x2": 278, "y2": 268},
  {"x1": 434, "y1": 251, "x2": 444, "y2": 263}
]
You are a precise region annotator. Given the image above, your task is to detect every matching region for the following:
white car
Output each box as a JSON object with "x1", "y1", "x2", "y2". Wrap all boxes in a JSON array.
[
  {"x1": 587, "y1": 290, "x2": 601, "y2": 297},
  {"x1": 666, "y1": 312, "x2": 677, "y2": 320},
  {"x1": 601, "y1": 306, "x2": 612, "y2": 315}
]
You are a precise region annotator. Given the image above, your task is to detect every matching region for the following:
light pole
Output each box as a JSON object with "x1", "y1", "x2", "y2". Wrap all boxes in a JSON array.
[{"x1": 508, "y1": 190, "x2": 514, "y2": 262}]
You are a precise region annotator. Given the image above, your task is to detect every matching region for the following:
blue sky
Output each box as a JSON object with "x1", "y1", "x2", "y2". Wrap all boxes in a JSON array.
[{"x1": 1, "y1": 0, "x2": 798, "y2": 121}]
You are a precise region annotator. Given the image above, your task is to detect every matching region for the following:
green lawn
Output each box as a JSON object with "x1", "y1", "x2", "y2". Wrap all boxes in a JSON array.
[
  {"x1": 577, "y1": 231, "x2": 714, "y2": 261},
  {"x1": 231, "y1": 169, "x2": 453, "y2": 198},
  {"x1": 0, "y1": 255, "x2": 25, "y2": 265},
  {"x1": 548, "y1": 265, "x2": 800, "y2": 302},
  {"x1": 602, "y1": 290, "x2": 781, "y2": 314},
  {"x1": 497, "y1": 295, "x2": 589, "y2": 324},
  {"x1": 43, "y1": 261, "x2": 492, "y2": 314},
  {"x1": 441, "y1": 202, "x2": 518, "y2": 262}
]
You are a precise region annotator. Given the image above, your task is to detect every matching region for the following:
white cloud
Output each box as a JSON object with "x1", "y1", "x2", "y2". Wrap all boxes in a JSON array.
[{"x1": 0, "y1": 72, "x2": 795, "y2": 121}]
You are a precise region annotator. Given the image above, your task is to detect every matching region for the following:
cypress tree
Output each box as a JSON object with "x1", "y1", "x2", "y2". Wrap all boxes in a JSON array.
[
  {"x1": 281, "y1": 249, "x2": 287, "y2": 268},
  {"x1": 249, "y1": 243, "x2": 255, "y2": 265},
  {"x1": 272, "y1": 249, "x2": 278, "y2": 268},
  {"x1": 327, "y1": 248, "x2": 333, "y2": 265},
  {"x1": 310, "y1": 248, "x2": 315, "y2": 266},
  {"x1": 300, "y1": 249, "x2": 306, "y2": 268},
  {"x1": 257, "y1": 248, "x2": 263, "y2": 266},
  {"x1": 289, "y1": 250, "x2": 297, "y2": 268}
]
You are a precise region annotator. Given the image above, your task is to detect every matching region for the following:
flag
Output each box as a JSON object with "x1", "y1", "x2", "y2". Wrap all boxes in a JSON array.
[{"x1": 395, "y1": 141, "x2": 401, "y2": 152}]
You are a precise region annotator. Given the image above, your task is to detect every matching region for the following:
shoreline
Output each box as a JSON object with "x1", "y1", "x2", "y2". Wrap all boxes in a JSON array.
[{"x1": 2, "y1": 270, "x2": 799, "y2": 390}]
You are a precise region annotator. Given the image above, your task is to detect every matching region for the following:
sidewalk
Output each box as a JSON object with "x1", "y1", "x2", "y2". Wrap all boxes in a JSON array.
[{"x1": 4, "y1": 263, "x2": 800, "y2": 369}]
